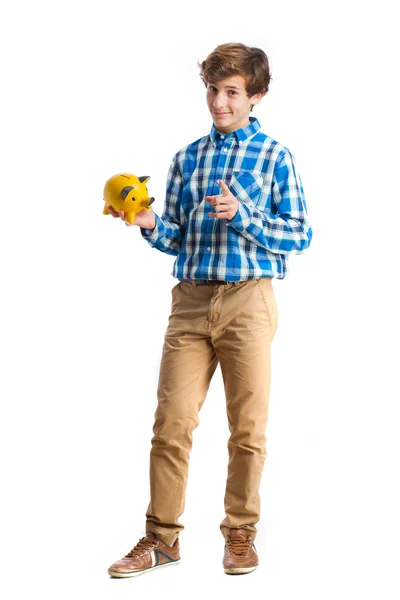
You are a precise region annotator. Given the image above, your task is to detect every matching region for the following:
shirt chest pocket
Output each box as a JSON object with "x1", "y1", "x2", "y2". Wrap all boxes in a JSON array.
[{"x1": 229, "y1": 169, "x2": 264, "y2": 205}]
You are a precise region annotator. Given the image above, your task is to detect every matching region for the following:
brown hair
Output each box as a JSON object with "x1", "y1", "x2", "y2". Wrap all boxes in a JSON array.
[{"x1": 197, "y1": 42, "x2": 272, "y2": 111}]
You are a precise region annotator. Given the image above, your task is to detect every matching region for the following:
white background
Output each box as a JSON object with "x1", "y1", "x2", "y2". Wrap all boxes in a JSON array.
[{"x1": 1, "y1": 0, "x2": 399, "y2": 598}]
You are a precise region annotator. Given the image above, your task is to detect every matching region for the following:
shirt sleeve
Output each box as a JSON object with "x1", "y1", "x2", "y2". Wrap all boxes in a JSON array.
[
  {"x1": 226, "y1": 149, "x2": 312, "y2": 255},
  {"x1": 140, "y1": 156, "x2": 184, "y2": 256}
]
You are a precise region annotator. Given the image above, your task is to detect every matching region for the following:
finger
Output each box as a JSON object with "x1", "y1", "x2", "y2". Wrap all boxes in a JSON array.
[
  {"x1": 208, "y1": 210, "x2": 230, "y2": 219},
  {"x1": 205, "y1": 199, "x2": 220, "y2": 208},
  {"x1": 204, "y1": 194, "x2": 222, "y2": 203},
  {"x1": 213, "y1": 200, "x2": 228, "y2": 213},
  {"x1": 218, "y1": 180, "x2": 230, "y2": 194}
]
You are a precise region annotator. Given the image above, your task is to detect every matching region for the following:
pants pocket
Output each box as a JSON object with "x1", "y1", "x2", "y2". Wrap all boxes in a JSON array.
[{"x1": 256, "y1": 278, "x2": 277, "y2": 327}]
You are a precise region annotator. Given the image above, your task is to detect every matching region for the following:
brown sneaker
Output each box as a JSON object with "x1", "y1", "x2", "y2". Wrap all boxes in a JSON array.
[
  {"x1": 108, "y1": 533, "x2": 180, "y2": 578},
  {"x1": 222, "y1": 528, "x2": 258, "y2": 575}
]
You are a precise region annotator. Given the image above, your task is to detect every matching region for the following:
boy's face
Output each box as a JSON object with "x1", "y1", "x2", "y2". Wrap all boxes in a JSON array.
[{"x1": 206, "y1": 74, "x2": 263, "y2": 134}]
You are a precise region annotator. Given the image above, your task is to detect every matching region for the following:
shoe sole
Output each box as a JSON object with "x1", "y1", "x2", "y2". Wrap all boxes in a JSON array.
[
  {"x1": 108, "y1": 559, "x2": 180, "y2": 578},
  {"x1": 224, "y1": 565, "x2": 258, "y2": 574}
]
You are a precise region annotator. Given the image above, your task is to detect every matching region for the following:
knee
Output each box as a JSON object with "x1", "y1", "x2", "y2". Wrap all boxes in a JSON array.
[{"x1": 151, "y1": 416, "x2": 196, "y2": 451}]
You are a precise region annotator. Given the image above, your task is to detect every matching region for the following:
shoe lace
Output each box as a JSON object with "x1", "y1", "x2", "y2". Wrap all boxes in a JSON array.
[
  {"x1": 226, "y1": 536, "x2": 252, "y2": 556},
  {"x1": 125, "y1": 537, "x2": 159, "y2": 557}
]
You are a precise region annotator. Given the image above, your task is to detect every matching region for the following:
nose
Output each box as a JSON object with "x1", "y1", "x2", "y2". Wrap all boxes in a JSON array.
[{"x1": 213, "y1": 92, "x2": 227, "y2": 110}]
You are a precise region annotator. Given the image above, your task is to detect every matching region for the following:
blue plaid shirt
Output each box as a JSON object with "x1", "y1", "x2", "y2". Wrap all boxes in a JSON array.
[{"x1": 141, "y1": 116, "x2": 312, "y2": 280}]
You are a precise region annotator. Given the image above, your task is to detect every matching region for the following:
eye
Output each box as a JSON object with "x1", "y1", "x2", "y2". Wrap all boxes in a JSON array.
[{"x1": 208, "y1": 86, "x2": 237, "y2": 94}]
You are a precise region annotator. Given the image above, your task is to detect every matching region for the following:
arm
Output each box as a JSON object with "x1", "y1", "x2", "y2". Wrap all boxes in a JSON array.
[
  {"x1": 227, "y1": 149, "x2": 312, "y2": 255},
  {"x1": 140, "y1": 156, "x2": 184, "y2": 256}
]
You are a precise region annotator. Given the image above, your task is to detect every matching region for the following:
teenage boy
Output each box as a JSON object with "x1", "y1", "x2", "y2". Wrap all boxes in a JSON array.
[{"x1": 107, "y1": 42, "x2": 312, "y2": 577}]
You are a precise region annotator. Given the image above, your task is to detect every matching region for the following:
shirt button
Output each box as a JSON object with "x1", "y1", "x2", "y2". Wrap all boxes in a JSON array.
[
  {"x1": 220, "y1": 135, "x2": 224, "y2": 139},
  {"x1": 223, "y1": 148, "x2": 228, "y2": 152},
  {"x1": 207, "y1": 247, "x2": 211, "y2": 251}
]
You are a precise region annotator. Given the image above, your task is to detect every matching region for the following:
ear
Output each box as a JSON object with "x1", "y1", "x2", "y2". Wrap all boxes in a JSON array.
[
  {"x1": 121, "y1": 186, "x2": 134, "y2": 200},
  {"x1": 249, "y1": 91, "x2": 263, "y2": 106},
  {"x1": 138, "y1": 176, "x2": 150, "y2": 184}
]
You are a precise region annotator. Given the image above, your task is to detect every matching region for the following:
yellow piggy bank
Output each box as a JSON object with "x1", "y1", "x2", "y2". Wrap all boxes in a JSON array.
[{"x1": 103, "y1": 173, "x2": 155, "y2": 224}]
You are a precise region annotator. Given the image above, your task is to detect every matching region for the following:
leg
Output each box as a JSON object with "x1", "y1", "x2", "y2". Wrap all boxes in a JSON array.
[
  {"x1": 145, "y1": 283, "x2": 218, "y2": 545},
  {"x1": 212, "y1": 278, "x2": 278, "y2": 542}
]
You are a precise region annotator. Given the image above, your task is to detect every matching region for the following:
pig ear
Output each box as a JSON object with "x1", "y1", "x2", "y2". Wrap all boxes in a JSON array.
[{"x1": 138, "y1": 176, "x2": 150, "y2": 184}]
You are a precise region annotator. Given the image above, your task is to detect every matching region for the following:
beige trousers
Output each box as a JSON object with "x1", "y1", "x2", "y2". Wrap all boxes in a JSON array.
[{"x1": 145, "y1": 277, "x2": 278, "y2": 545}]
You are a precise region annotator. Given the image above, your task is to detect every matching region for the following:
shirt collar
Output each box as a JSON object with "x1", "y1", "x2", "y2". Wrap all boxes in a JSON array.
[{"x1": 210, "y1": 116, "x2": 261, "y2": 146}]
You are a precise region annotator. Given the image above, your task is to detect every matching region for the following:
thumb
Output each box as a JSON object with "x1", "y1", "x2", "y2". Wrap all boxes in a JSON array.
[{"x1": 218, "y1": 180, "x2": 230, "y2": 195}]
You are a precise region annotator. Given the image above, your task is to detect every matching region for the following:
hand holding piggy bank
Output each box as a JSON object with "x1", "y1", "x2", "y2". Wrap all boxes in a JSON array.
[{"x1": 103, "y1": 174, "x2": 155, "y2": 224}]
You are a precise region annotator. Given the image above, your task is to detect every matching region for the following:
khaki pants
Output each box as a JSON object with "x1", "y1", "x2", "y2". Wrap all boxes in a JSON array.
[{"x1": 145, "y1": 277, "x2": 278, "y2": 545}]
